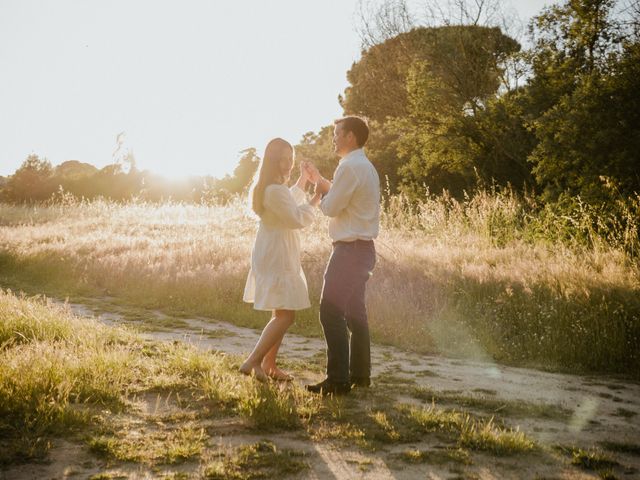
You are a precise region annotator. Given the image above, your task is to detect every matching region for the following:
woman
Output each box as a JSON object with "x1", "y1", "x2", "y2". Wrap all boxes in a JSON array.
[{"x1": 240, "y1": 138, "x2": 321, "y2": 381}]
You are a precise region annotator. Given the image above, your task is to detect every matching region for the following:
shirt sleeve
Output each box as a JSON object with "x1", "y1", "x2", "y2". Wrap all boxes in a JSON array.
[
  {"x1": 289, "y1": 185, "x2": 306, "y2": 205},
  {"x1": 320, "y1": 163, "x2": 359, "y2": 218},
  {"x1": 265, "y1": 185, "x2": 315, "y2": 229}
]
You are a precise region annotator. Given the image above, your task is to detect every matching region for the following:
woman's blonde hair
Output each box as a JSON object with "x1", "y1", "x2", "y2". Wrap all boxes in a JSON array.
[{"x1": 249, "y1": 138, "x2": 294, "y2": 216}]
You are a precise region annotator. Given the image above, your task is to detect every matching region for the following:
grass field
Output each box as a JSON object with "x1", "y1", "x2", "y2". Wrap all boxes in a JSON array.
[
  {"x1": 0, "y1": 190, "x2": 639, "y2": 376},
  {"x1": 4, "y1": 288, "x2": 639, "y2": 479},
  {"x1": 0, "y1": 289, "x2": 541, "y2": 472}
]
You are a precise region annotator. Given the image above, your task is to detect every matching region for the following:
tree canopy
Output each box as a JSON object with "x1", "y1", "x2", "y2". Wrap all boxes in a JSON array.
[{"x1": 299, "y1": 0, "x2": 639, "y2": 204}]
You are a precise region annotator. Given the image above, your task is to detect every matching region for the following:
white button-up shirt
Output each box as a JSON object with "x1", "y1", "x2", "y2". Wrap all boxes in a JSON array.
[{"x1": 320, "y1": 148, "x2": 380, "y2": 242}]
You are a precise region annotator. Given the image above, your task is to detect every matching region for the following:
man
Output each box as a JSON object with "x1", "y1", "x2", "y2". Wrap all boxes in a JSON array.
[{"x1": 305, "y1": 116, "x2": 380, "y2": 395}]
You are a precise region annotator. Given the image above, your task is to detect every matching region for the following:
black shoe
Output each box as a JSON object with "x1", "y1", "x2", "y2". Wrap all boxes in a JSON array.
[
  {"x1": 350, "y1": 377, "x2": 371, "y2": 388},
  {"x1": 305, "y1": 379, "x2": 351, "y2": 395}
]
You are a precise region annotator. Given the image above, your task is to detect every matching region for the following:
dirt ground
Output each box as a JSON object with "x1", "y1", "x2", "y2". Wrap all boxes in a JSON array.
[{"x1": 2, "y1": 300, "x2": 639, "y2": 480}]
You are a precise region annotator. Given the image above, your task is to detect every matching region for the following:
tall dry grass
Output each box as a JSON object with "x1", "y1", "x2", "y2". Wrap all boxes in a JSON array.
[{"x1": 0, "y1": 191, "x2": 638, "y2": 375}]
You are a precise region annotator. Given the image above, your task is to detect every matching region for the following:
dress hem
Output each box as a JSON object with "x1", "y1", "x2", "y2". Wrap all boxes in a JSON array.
[{"x1": 243, "y1": 300, "x2": 311, "y2": 312}]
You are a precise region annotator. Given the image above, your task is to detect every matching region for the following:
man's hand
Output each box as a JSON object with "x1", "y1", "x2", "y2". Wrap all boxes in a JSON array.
[
  {"x1": 315, "y1": 176, "x2": 331, "y2": 195},
  {"x1": 309, "y1": 191, "x2": 322, "y2": 207},
  {"x1": 304, "y1": 162, "x2": 331, "y2": 195}
]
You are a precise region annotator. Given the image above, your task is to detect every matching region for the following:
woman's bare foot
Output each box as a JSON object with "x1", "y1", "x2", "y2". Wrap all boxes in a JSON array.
[
  {"x1": 262, "y1": 365, "x2": 294, "y2": 382},
  {"x1": 239, "y1": 361, "x2": 268, "y2": 382}
]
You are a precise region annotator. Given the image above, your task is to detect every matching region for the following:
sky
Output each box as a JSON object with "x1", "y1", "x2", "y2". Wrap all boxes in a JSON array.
[{"x1": 0, "y1": 0, "x2": 549, "y2": 179}]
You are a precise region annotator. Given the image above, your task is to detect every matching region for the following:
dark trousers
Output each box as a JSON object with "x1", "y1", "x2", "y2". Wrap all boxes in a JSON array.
[{"x1": 320, "y1": 240, "x2": 376, "y2": 383}]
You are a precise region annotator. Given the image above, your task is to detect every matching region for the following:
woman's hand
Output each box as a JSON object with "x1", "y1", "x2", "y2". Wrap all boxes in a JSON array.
[
  {"x1": 299, "y1": 160, "x2": 311, "y2": 183},
  {"x1": 304, "y1": 162, "x2": 321, "y2": 184}
]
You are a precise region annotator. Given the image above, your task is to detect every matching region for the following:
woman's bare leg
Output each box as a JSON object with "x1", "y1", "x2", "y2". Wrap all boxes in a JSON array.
[
  {"x1": 261, "y1": 311, "x2": 295, "y2": 380},
  {"x1": 240, "y1": 309, "x2": 294, "y2": 382}
]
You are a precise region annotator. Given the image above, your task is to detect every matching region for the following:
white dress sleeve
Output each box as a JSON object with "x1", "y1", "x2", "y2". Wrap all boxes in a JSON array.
[
  {"x1": 289, "y1": 185, "x2": 306, "y2": 205},
  {"x1": 265, "y1": 185, "x2": 315, "y2": 229}
]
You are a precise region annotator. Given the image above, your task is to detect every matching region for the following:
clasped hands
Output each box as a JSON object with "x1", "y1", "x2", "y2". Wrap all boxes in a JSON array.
[{"x1": 299, "y1": 160, "x2": 329, "y2": 207}]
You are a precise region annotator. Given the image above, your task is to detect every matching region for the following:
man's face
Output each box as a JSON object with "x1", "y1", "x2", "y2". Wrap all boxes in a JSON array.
[{"x1": 333, "y1": 123, "x2": 350, "y2": 157}]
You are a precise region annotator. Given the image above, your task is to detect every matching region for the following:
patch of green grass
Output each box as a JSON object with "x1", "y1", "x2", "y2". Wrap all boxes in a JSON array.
[
  {"x1": 318, "y1": 395, "x2": 537, "y2": 456},
  {"x1": 605, "y1": 383, "x2": 626, "y2": 391},
  {"x1": 0, "y1": 290, "x2": 246, "y2": 466},
  {"x1": 376, "y1": 371, "x2": 413, "y2": 386},
  {"x1": 396, "y1": 447, "x2": 471, "y2": 465},
  {"x1": 306, "y1": 393, "x2": 409, "y2": 447},
  {"x1": 402, "y1": 403, "x2": 466, "y2": 435},
  {"x1": 555, "y1": 446, "x2": 620, "y2": 470},
  {"x1": 381, "y1": 351, "x2": 394, "y2": 361},
  {"x1": 398, "y1": 403, "x2": 536, "y2": 454},
  {"x1": 346, "y1": 457, "x2": 374, "y2": 472},
  {"x1": 598, "y1": 471, "x2": 619, "y2": 480},
  {"x1": 458, "y1": 417, "x2": 535, "y2": 454},
  {"x1": 369, "y1": 410, "x2": 402, "y2": 442},
  {"x1": 274, "y1": 357, "x2": 324, "y2": 376},
  {"x1": 564, "y1": 385, "x2": 583, "y2": 392},
  {"x1": 104, "y1": 304, "x2": 194, "y2": 332},
  {"x1": 0, "y1": 436, "x2": 52, "y2": 466},
  {"x1": 0, "y1": 291, "x2": 145, "y2": 464},
  {"x1": 162, "y1": 473, "x2": 192, "y2": 480},
  {"x1": 472, "y1": 388, "x2": 497, "y2": 396},
  {"x1": 306, "y1": 350, "x2": 326, "y2": 366},
  {"x1": 414, "y1": 369, "x2": 440, "y2": 377},
  {"x1": 88, "y1": 425, "x2": 207, "y2": 465},
  {"x1": 599, "y1": 441, "x2": 640, "y2": 456},
  {"x1": 310, "y1": 421, "x2": 368, "y2": 447},
  {"x1": 88, "y1": 474, "x2": 128, "y2": 480},
  {"x1": 236, "y1": 382, "x2": 319, "y2": 431},
  {"x1": 410, "y1": 386, "x2": 570, "y2": 420},
  {"x1": 204, "y1": 328, "x2": 235, "y2": 339},
  {"x1": 202, "y1": 441, "x2": 308, "y2": 480},
  {"x1": 612, "y1": 407, "x2": 636, "y2": 418}
]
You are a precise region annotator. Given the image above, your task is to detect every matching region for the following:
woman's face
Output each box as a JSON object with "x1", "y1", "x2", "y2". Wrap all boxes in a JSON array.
[{"x1": 280, "y1": 155, "x2": 294, "y2": 180}]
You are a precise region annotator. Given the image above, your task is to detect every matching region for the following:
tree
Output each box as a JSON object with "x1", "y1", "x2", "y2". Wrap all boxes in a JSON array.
[
  {"x1": 212, "y1": 148, "x2": 260, "y2": 202},
  {"x1": 524, "y1": 0, "x2": 640, "y2": 202},
  {"x1": 342, "y1": 24, "x2": 520, "y2": 197},
  {"x1": 3, "y1": 154, "x2": 55, "y2": 202},
  {"x1": 54, "y1": 160, "x2": 98, "y2": 179},
  {"x1": 231, "y1": 148, "x2": 260, "y2": 193},
  {"x1": 461, "y1": 90, "x2": 537, "y2": 189},
  {"x1": 295, "y1": 126, "x2": 336, "y2": 181},
  {"x1": 525, "y1": 0, "x2": 620, "y2": 118},
  {"x1": 530, "y1": 41, "x2": 640, "y2": 201}
]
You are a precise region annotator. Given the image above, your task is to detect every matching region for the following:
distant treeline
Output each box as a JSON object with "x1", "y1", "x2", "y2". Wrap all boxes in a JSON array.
[
  {"x1": 2, "y1": 0, "x2": 639, "y2": 209},
  {"x1": 0, "y1": 148, "x2": 260, "y2": 204}
]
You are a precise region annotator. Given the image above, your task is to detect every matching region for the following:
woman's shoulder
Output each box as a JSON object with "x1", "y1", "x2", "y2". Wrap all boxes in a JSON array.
[
  {"x1": 264, "y1": 183, "x2": 289, "y2": 197},
  {"x1": 263, "y1": 184, "x2": 290, "y2": 208}
]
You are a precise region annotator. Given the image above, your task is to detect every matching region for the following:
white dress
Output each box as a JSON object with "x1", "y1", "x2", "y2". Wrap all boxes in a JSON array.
[{"x1": 243, "y1": 184, "x2": 315, "y2": 311}]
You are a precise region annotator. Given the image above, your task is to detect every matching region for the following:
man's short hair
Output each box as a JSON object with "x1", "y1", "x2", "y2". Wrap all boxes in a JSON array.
[{"x1": 334, "y1": 116, "x2": 369, "y2": 147}]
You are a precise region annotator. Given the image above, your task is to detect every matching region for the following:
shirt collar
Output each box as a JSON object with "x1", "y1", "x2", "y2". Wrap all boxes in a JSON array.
[{"x1": 339, "y1": 148, "x2": 364, "y2": 164}]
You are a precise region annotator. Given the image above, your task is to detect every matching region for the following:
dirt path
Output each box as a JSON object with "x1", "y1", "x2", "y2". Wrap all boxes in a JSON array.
[{"x1": 3, "y1": 300, "x2": 640, "y2": 479}]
